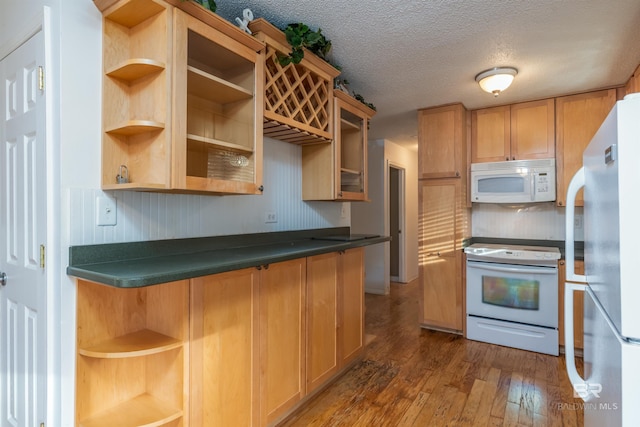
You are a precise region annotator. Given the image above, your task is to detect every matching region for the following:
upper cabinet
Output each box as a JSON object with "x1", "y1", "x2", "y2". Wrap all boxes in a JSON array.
[
  {"x1": 471, "y1": 99, "x2": 555, "y2": 163},
  {"x1": 248, "y1": 18, "x2": 341, "y2": 145},
  {"x1": 173, "y1": 9, "x2": 263, "y2": 194},
  {"x1": 625, "y1": 64, "x2": 640, "y2": 96},
  {"x1": 555, "y1": 89, "x2": 617, "y2": 206},
  {"x1": 302, "y1": 90, "x2": 376, "y2": 201},
  {"x1": 98, "y1": 0, "x2": 264, "y2": 194},
  {"x1": 418, "y1": 103, "x2": 467, "y2": 179}
]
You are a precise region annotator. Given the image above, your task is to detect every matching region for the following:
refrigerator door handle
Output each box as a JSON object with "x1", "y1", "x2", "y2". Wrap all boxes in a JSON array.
[
  {"x1": 564, "y1": 282, "x2": 588, "y2": 399},
  {"x1": 565, "y1": 167, "x2": 587, "y2": 283}
]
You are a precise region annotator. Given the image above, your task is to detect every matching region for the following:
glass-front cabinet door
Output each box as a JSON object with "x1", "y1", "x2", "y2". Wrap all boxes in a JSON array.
[
  {"x1": 173, "y1": 9, "x2": 264, "y2": 194},
  {"x1": 334, "y1": 90, "x2": 376, "y2": 201}
]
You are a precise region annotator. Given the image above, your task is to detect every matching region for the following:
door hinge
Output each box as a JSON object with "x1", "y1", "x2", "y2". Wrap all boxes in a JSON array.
[
  {"x1": 40, "y1": 245, "x2": 45, "y2": 269},
  {"x1": 38, "y1": 66, "x2": 44, "y2": 91}
]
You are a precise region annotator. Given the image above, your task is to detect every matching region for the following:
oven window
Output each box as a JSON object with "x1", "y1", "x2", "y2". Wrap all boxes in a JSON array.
[
  {"x1": 481, "y1": 275, "x2": 539, "y2": 310},
  {"x1": 477, "y1": 176, "x2": 524, "y2": 193}
]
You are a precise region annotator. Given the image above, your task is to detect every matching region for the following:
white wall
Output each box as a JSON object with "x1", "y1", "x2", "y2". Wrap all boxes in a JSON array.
[
  {"x1": 2, "y1": 1, "x2": 347, "y2": 425},
  {"x1": 352, "y1": 139, "x2": 419, "y2": 294},
  {"x1": 69, "y1": 138, "x2": 348, "y2": 245},
  {"x1": 472, "y1": 203, "x2": 584, "y2": 241}
]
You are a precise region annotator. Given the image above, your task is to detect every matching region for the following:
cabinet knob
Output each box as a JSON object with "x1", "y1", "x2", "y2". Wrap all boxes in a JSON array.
[
  {"x1": 258, "y1": 185, "x2": 264, "y2": 192},
  {"x1": 455, "y1": 171, "x2": 460, "y2": 177},
  {"x1": 512, "y1": 157, "x2": 515, "y2": 161},
  {"x1": 506, "y1": 157, "x2": 509, "y2": 161}
]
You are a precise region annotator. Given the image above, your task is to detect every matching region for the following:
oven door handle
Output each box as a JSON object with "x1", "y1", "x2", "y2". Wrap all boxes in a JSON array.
[{"x1": 467, "y1": 260, "x2": 557, "y2": 275}]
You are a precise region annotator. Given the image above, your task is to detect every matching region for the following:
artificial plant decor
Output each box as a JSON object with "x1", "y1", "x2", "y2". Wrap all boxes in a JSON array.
[
  {"x1": 181, "y1": 0, "x2": 216, "y2": 13},
  {"x1": 277, "y1": 23, "x2": 332, "y2": 66}
]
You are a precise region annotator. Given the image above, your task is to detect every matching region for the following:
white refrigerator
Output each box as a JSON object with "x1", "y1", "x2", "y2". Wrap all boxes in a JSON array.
[{"x1": 565, "y1": 94, "x2": 640, "y2": 426}]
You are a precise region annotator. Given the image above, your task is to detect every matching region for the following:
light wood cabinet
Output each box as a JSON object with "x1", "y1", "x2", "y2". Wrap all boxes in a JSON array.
[
  {"x1": 555, "y1": 89, "x2": 617, "y2": 206},
  {"x1": 75, "y1": 250, "x2": 366, "y2": 427},
  {"x1": 100, "y1": 0, "x2": 173, "y2": 191},
  {"x1": 75, "y1": 279, "x2": 189, "y2": 427},
  {"x1": 98, "y1": 0, "x2": 264, "y2": 194},
  {"x1": 339, "y1": 248, "x2": 365, "y2": 367},
  {"x1": 558, "y1": 260, "x2": 585, "y2": 350},
  {"x1": 190, "y1": 268, "x2": 259, "y2": 426},
  {"x1": 302, "y1": 91, "x2": 376, "y2": 201},
  {"x1": 419, "y1": 179, "x2": 465, "y2": 332},
  {"x1": 306, "y1": 253, "x2": 339, "y2": 393},
  {"x1": 417, "y1": 103, "x2": 466, "y2": 179},
  {"x1": 625, "y1": 63, "x2": 640, "y2": 96},
  {"x1": 471, "y1": 99, "x2": 555, "y2": 163},
  {"x1": 260, "y1": 258, "x2": 307, "y2": 425},
  {"x1": 173, "y1": 9, "x2": 263, "y2": 194},
  {"x1": 248, "y1": 18, "x2": 341, "y2": 145}
]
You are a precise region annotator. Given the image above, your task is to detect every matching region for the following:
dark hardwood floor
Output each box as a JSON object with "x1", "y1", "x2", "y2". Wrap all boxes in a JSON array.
[{"x1": 282, "y1": 279, "x2": 584, "y2": 426}]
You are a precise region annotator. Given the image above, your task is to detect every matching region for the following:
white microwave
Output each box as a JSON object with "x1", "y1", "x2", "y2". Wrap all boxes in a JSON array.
[{"x1": 470, "y1": 158, "x2": 556, "y2": 203}]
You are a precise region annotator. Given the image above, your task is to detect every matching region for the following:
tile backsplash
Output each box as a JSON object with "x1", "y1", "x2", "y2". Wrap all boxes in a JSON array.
[
  {"x1": 69, "y1": 138, "x2": 348, "y2": 245},
  {"x1": 471, "y1": 202, "x2": 584, "y2": 241}
]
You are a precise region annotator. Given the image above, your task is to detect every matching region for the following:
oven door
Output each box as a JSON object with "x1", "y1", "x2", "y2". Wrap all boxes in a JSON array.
[{"x1": 466, "y1": 259, "x2": 558, "y2": 328}]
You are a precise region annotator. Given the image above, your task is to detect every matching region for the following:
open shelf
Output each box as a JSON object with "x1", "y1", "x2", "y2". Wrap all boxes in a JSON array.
[
  {"x1": 340, "y1": 118, "x2": 360, "y2": 131},
  {"x1": 78, "y1": 393, "x2": 182, "y2": 427},
  {"x1": 106, "y1": 120, "x2": 165, "y2": 136},
  {"x1": 105, "y1": 0, "x2": 165, "y2": 28},
  {"x1": 340, "y1": 167, "x2": 361, "y2": 176},
  {"x1": 187, "y1": 66, "x2": 253, "y2": 104},
  {"x1": 187, "y1": 133, "x2": 253, "y2": 153},
  {"x1": 78, "y1": 329, "x2": 182, "y2": 359},
  {"x1": 106, "y1": 59, "x2": 165, "y2": 82}
]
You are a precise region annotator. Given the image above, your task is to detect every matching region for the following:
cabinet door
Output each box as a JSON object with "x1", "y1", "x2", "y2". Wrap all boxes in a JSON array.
[
  {"x1": 558, "y1": 260, "x2": 585, "y2": 350},
  {"x1": 418, "y1": 104, "x2": 465, "y2": 178},
  {"x1": 335, "y1": 92, "x2": 371, "y2": 201},
  {"x1": 339, "y1": 248, "x2": 365, "y2": 366},
  {"x1": 510, "y1": 98, "x2": 555, "y2": 160},
  {"x1": 471, "y1": 105, "x2": 510, "y2": 163},
  {"x1": 555, "y1": 89, "x2": 616, "y2": 206},
  {"x1": 260, "y1": 258, "x2": 306, "y2": 425},
  {"x1": 306, "y1": 253, "x2": 339, "y2": 393},
  {"x1": 419, "y1": 180, "x2": 463, "y2": 331},
  {"x1": 173, "y1": 9, "x2": 263, "y2": 194},
  {"x1": 190, "y1": 269, "x2": 259, "y2": 426},
  {"x1": 625, "y1": 64, "x2": 640, "y2": 96}
]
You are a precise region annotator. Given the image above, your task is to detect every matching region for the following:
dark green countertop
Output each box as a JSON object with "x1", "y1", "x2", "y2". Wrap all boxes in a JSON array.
[{"x1": 67, "y1": 227, "x2": 390, "y2": 288}]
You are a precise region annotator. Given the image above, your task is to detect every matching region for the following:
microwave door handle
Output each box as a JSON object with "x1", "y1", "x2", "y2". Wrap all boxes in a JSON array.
[{"x1": 531, "y1": 173, "x2": 536, "y2": 202}]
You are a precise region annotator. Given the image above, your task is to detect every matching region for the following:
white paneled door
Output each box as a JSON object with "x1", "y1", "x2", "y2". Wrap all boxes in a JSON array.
[{"x1": 0, "y1": 30, "x2": 47, "y2": 427}]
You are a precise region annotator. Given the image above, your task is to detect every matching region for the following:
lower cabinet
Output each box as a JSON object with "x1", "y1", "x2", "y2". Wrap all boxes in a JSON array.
[
  {"x1": 75, "y1": 249, "x2": 365, "y2": 427},
  {"x1": 190, "y1": 268, "x2": 260, "y2": 426},
  {"x1": 75, "y1": 279, "x2": 189, "y2": 427},
  {"x1": 260, "y1": 258, "x2": 307, "y2": 425},
  {"x1": 558, "y1": 260, "x2": 585, "y2": 350},
  {"x1": 419, "y1": 179, "x2": 464, "y2": 332}
]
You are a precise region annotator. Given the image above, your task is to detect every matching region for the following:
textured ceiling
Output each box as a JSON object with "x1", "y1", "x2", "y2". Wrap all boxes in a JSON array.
[{"x1": 218, "y1": 1, "x2": 640, "y2": 150}]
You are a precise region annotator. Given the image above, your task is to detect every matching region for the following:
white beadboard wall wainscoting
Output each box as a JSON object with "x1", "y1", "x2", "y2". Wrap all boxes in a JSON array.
[
  {"x1": 69, "y1": 138, "x2": 348, "y2": 245},
  {"x1": 471, "y1": 202, "x2": 584, "y2": 241}
]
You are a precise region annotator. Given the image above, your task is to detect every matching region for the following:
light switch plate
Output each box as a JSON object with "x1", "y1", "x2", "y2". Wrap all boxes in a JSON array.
[{"x1": 96, "y1": 196, "x2": 117, "y2": 226}]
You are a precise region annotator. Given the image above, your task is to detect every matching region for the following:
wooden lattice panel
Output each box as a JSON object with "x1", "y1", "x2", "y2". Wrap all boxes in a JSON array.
[{"x1": 249, "y1": 18, "x2": 341, "y2": 145}]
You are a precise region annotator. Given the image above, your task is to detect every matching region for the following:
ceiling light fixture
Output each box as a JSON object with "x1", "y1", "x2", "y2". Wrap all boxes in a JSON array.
[{"x1": 475, "y1": 67, "x2": 518, "y2": 97}]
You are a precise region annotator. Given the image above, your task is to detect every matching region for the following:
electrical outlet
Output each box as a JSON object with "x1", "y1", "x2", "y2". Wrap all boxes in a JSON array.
[
  {"x1": 96, "y1": 196, "x2": 117, "y2": 226},
  {"x1": 340, "y1": 203, "x2": 348, "y2": 219},
  {"x1": 265, "y1": 211, "x2": 277, "y2": 223},
  {"x1": 574, "y1": 214, "x2": 583, "y2": 229}
]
